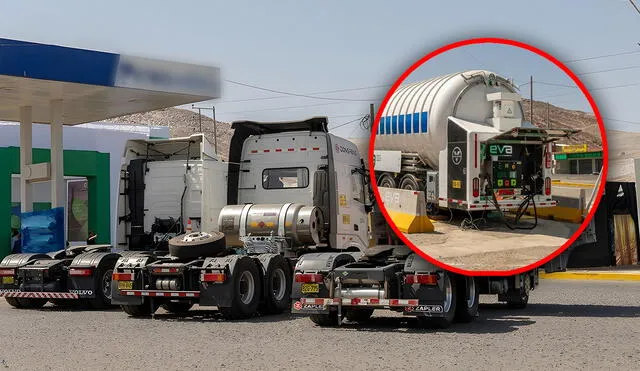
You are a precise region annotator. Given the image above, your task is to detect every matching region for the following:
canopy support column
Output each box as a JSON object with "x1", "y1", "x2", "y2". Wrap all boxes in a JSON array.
[
  {"x1": 50, "y1": 99, "x2": 64, "y2": 208},
  {"x1": 19, "y1": 106, "x2": 33, "y2": 213}
]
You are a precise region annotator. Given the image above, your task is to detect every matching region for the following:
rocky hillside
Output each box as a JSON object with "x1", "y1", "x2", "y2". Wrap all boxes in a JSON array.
[
  {"x1": 108, "y1": 99, "x2": 603, "y2": 161},
  {"x1": 105, "y1": 108, "x2": 234, "y2": 160},
  {"x1": 521, "y1": 99, "x2": 601, "y2": 150}
]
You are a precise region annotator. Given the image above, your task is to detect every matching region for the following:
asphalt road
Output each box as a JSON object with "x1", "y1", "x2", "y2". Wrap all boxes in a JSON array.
[{"x1": 0, "y1": 280, "x2": 638, "y2": 370}]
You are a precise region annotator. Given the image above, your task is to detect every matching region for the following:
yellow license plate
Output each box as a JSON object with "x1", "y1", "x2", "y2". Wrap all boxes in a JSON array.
[
  {"x1": 452, "y1": 180, "x2": 462, "y2": 189},
  {"x1": 301, "y1": 283, "x2": 319, "y2": 294},
  {"x1": 118, "y1": 281, "x2": 133, "y2": 290},
  {"x1": 2, "y1": 276, "x2": 14, "y2": 285}
]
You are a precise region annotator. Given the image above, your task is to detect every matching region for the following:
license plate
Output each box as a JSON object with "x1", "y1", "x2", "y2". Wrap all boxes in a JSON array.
[
  {"x1": 118, "y1": 281, "x2": 133, "y2": 290},
  {"x1": 1, "y1": 276, "x2": 14, "y2": 285},
  {"x1": 301, "y1": 283, "x2": 319, "y2": 294}
]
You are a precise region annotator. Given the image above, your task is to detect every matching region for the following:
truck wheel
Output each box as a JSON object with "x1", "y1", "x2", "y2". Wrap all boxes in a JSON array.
[
  {"x1": 417, "y1": 272, "x2": 457, "y2": 329},
  {"x1": 454, "y1": 276, "x2": 479, "y2": 323},
  {"x1": 219, "y1": 257, "x2": 262, "y2": 320},
  {"x1": 377, "y1": 173, "x2": 396, "y2": 188},
  {"x1": 399, "y1": 174, "x2": 420, "y2": 190},
  {"x1": 161, "y1": 302, "x2": 193, "y2": 314},
  {"x1": 5, "y1": 297, "x2": 25, "y2": 308},
  {"x1": 168, "y1": 231, "x2": 226, "y2": 259},
  {"x1": 16, "y1": 298, "x2": 47, "y2": 309},
  {"x1": 345, "y1": 308, "x2": 374, "y2": 323},
  {"x1": 260, "y1": 256, "x2": 292, "y2": 315},
  {"x1": 89, "y1": 265, "x2": 114, "y2": 310},
  {"x1": 310, "y1": 312, "x2": 339, "y2": 327},
  {"x1": 122, "y1": 303, "x2": 152, "y2": 317}
]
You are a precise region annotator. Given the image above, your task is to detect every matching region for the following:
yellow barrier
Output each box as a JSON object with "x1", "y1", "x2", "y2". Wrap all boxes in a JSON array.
[
  {"x1": 378, "y1": 187, "x2": 435, "y2": 233},
  {"x1": 524, "y1": 206, "x2": 584, "y2": 224}
]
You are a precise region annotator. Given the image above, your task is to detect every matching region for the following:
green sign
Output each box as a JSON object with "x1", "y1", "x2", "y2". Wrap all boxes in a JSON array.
[{"x1": 554, "y1": 151, "x2": 602, "y2": 160}]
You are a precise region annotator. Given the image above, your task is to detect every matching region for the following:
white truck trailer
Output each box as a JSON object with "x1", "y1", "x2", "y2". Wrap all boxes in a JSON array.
[
  {"x1": 107, "y1": 117, "x2": 543, "y2": 328},
  {"x1": 373, "y1": 70, "x2": 577, "y2": 223}
]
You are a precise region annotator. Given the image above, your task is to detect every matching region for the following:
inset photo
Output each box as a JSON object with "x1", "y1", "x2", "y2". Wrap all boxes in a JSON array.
[{"x1": 370, "y1": 38, "x2": 608, "y2": 274}]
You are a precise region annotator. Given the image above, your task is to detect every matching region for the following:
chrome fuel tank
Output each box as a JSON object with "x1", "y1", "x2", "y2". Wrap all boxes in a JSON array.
[{"x1": 218, "y1": 203, "x2": 325, "y2": 247}]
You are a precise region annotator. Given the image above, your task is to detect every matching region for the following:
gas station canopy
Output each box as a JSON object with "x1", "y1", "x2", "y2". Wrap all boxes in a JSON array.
[
  {"x1": 0, "y1": 37, "x2": 221, "y2": 124},
  {"x1": 0, "y1": 37, "x2": 221, "y2": 253}
]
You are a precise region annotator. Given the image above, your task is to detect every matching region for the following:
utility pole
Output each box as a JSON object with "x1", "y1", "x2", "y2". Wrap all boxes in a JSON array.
[
  {"x1": 369, "y1": 103, "x2": 375, "y2": 132},
  {"x1": 547, "y1": 101, "x2": 550, "y2": 128},
  {"x1": 191, "y1": 104, "x2": 218, "y2": 154},
  {"x1": 530, "y1": 75, "x2": 533, "y2": 124}
]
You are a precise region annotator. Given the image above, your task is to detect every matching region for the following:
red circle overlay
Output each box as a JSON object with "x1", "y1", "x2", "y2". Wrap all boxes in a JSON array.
[{"x1": 368, "y1": 37, "x2": 608, "y2": 277}]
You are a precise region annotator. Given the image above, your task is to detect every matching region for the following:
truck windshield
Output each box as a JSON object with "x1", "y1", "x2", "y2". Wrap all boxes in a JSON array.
[{"x1": 262, "y1": 167, "x2": 309, "y2": 189}]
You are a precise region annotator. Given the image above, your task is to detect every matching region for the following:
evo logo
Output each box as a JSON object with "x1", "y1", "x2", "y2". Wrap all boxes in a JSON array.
[{"x1": 489, "y1": 144, "x2": 513, "y2": 156}]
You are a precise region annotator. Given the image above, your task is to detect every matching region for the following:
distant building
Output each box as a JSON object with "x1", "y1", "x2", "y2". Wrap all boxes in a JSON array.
[{"x1": 552, "y1": 143, "x2": 603, "y2": 175}]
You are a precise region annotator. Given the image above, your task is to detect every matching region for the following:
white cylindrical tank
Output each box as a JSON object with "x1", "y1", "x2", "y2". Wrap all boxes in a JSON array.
[{"x1": 374, "y1": 70, "x2": 524, "y2": 169}]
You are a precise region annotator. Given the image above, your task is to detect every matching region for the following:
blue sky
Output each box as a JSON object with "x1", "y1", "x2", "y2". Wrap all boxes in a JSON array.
[{"x1": 0, "y1": 0, "x2": 639, "y2": 138}]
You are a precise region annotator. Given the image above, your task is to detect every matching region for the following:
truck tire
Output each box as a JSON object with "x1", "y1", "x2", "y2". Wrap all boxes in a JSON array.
[
  {"x1": 16, "y1": 298, "x2": 47, "y2": 309},
  {"x1": 377, "y1": 173, "x2": 396, "y2": 188},
  {"x1": 310, "y1": 312, "x2": 339, "y2": 327},
  {"x1": 5, "y1": 297, "x2": 25, "y2": 308},
  {"x1": 89, "y1": 265, "x2": 115, "y2": 310},
  {"x1": 345, "y1": 308, "x2": 374, "y2": 323},
  {"x1": 417, "y1": 272, "x2": 457, "y2": 329},
  {"x1": 122, "y1": 303, "x2": 152, "y2": 317},
  {"x1": 161, "y1": 302, "x2": 193, "y2": 314},
  {"x1": 399, "y1": 174, "x2": 420, "y2": 190},
  {"x1": 260, "y1": 256, "x2": 291, "y2": 315},
  {"x1": 168, "y1": 232, "x2": 226, "y2": 259},
  {"x1": 454, "y1": 276, "x2": 479, "y2": 323},
  {"x1": 219, "y1": 257, "x2": 262, "y2": 320}
]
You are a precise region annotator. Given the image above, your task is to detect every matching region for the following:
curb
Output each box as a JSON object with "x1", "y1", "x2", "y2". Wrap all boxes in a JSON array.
[
  {"x1": 551, "y1": 181, "x2": 595, "y2": 188},
  {"x1": 539, "y1": 271, "x2": 640, "y2": 281}
]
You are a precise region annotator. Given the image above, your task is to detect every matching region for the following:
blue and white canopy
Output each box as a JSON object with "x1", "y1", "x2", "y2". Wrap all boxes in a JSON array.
[{"x1": 0, "y1": 38, "x2": 221, "y2": 124}]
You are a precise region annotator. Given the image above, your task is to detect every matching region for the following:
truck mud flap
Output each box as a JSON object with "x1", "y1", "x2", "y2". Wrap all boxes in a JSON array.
[
  {"x1": 67, "y1": 252, "x2": 120, "y2": 299},
  {"x1": 110, "y1": 253, "x2": 156, "y2": 306},
  {"x1": 198, "y1": 255, "x2": 247, "y2": 307}
]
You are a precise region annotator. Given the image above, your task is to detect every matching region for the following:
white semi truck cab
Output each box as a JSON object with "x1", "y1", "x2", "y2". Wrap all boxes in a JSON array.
[{"x1": 110, "y1": 117, "x2": 373, "y2": 318}]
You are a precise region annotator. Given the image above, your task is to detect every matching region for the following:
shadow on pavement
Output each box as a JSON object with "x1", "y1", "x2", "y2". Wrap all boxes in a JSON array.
[
  {"x1": 481, "y1": 303, "x2": 640, "y2": 318},
  {"x1": 137, "y1": 310, "x2": 293, "y2": 324},
  {"x1": 33, "y1": 303, "x2": 122, "y2": 313}
]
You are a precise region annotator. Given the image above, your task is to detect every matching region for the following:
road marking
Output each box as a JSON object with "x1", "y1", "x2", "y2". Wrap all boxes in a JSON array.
[{"x1": 540, "y1": 271, "x2": 640, "y2": 282}]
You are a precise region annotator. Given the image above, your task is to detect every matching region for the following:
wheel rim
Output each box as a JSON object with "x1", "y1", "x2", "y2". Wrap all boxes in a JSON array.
[
  {"x1": 442, "y1": 274, "x2": 453, "y2": 313},
  {"x1": 239, "y1": 271, "x2": 256, "y2": 305},
  {"x1": 103, "y1": 269, "x2": 113, "y2": 300},
  {"x1": 466, "y1": 277, "x2": 476, "y2": 309},
  {"x1": 271, "y1": 268, "x2": 287, "y2": 301},
  {"x1": 183, "y1": 232, "x2": 212, "y2": 242}
]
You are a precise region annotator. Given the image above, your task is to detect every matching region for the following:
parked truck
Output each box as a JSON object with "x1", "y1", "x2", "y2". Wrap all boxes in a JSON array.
[
  {"x1": 0, "y1": 242, "x2": 124, "y2": 309},
  {"x1": 110, "y1": 118, "x2": 372, "y2": 318},
  {"x1": 106, "y1": 117, "x2": 544, "y2": 328},
  {"x1": 372, "y1": 70, "x2": 576, "y2": 223}
]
